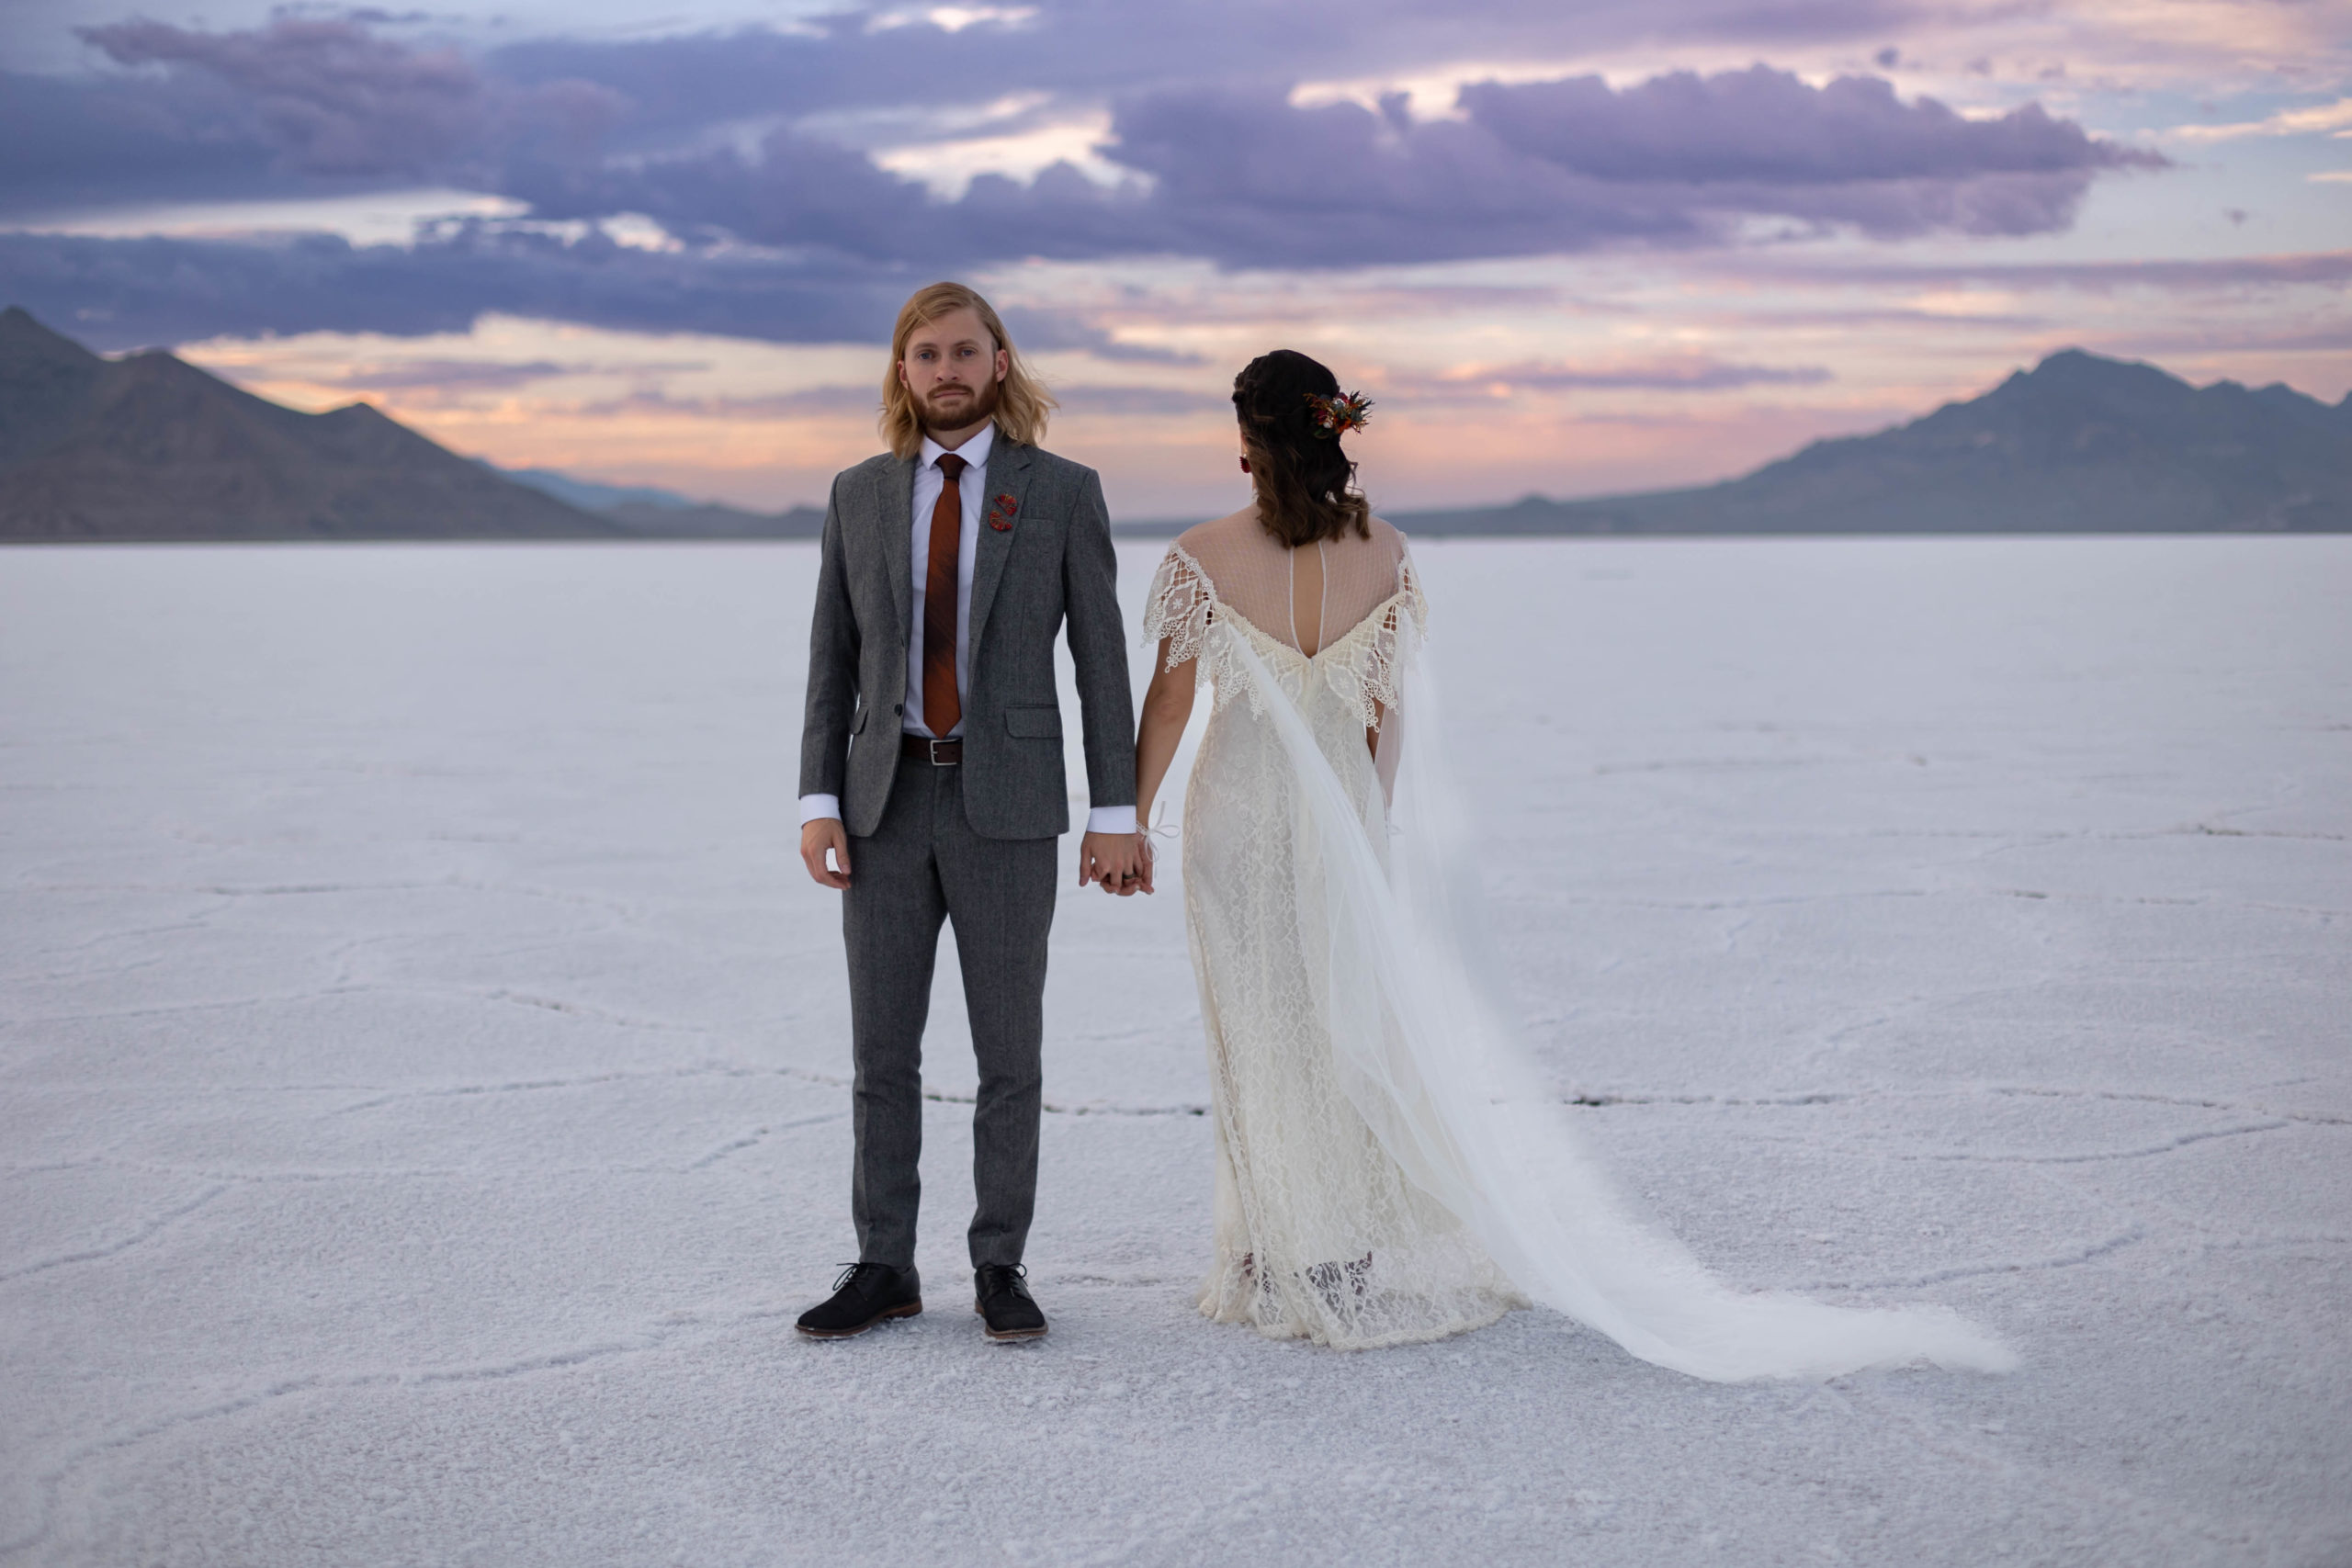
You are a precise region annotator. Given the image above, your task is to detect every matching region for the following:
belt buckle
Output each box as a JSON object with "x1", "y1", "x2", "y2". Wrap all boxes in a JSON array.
[{"x1": 927, "y1": 737, "x2": 956, "y2": 766}]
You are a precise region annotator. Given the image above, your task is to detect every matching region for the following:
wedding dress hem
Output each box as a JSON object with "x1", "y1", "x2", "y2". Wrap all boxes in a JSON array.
[{"x1": 1144, "y1": 526, "x2": 2016, "y2": 1379}]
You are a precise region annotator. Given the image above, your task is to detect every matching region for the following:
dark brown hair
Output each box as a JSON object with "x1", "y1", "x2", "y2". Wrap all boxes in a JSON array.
[{"x1": 1234, "y1": 349, "x2": 1371, "y2": 547}]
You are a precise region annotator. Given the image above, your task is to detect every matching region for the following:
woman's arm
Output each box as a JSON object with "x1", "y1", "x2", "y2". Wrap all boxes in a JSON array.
[{"x1": 1132, "y1": 636, "x2": 1197, "y2": 894}]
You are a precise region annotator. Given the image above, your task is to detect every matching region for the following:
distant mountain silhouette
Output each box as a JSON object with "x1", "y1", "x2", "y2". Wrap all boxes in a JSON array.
[
  {"x1": 492, "y1": 465, "x2": 709, "y2": 514},
  {"x1": 598, "y1": 499, "x2": 825, "y2": 538},
  {"x1": 0, "y1": 308, "x2": 621, "y2": 541},
  {"x1": 493, "y1": 465, "x2": 823, "y2": 538},
  {"x1": 1390, "y1": 349, "x2": 2352, "y2": 535},
  {"x1": 11, "y1": 309, "x2": 2345, "y2": 540}
]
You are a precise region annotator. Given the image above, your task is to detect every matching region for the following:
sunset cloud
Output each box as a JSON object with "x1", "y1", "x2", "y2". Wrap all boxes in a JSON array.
[
  {"x1": 0, "y1": 222, "x2": 1148, "y2": 355},
  {"x1": 2166, "y1": 97, "x2": 2352, "y2": 144},
  {"x1": 1395, "y1": 357, "x2": 1837, "y2": 398},
  {"x1": 15, "y1": 17, "x2": 2153, "y2": 272},
  {"x1": 3, "y1": 0, "x2": 2342, "y2": 513},
  {"x1": 0, "y1": 225, "x2": 896, "y2": 352}
]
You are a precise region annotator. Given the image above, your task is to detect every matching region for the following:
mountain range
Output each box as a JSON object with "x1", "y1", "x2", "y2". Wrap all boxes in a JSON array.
[
  {"x1": 0, "y1": 308, "x2": 620, "y2": 541},
  {"x1": 0, "y1": 309, "x2": 816, "y2": 541},
  {"x1": 3, "y1": 305, "x2": 2345, "y2": 539},
  {"x1": 488, "y1": 465, "x2": 821, "y2": 538},
  {"x1": 1386, "y1": 349, "x2": 2352, "y2": 536}
]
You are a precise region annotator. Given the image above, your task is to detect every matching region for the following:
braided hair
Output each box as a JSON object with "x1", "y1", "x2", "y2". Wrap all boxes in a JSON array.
[{"x1": 1234, "y1": 349, "x2": 1372, "y2": 547}]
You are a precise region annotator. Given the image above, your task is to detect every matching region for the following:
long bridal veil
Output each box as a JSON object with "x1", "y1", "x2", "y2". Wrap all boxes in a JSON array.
[{"x1": 1219, "y1": 596, "x2": 2016, "y2": 1382}]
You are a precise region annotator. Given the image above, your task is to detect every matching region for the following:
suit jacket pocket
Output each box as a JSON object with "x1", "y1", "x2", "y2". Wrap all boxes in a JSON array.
[{"x1": 1003, "y1": 705, "x2": 1063, "y2": 739}]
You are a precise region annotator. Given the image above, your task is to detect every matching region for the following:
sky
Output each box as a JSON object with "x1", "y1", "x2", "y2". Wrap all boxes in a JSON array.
[{"x1": 3, "y1": 0, "x2": 2348, "y2": 517}]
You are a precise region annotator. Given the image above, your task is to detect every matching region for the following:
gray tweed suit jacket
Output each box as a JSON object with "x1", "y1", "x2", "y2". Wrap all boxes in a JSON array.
[{"x1": 798, "y1": 439, "x2": 1137, "y2": 840}]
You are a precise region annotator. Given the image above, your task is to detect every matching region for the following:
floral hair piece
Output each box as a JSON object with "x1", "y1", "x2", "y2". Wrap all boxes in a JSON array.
[{"x1": 1305, "y1": 389, "x2": 1373, "y2": 438}]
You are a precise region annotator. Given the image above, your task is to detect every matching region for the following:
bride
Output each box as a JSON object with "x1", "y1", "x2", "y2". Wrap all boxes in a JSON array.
[{"x1": 1127, "y1": 349, "x2": 2015, "y2": 1379}]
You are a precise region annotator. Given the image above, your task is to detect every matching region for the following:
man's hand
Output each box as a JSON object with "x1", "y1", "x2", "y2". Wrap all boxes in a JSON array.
[
  {"x1": 801, "y1": 818, "x2": 852, "y2": 890},
  {"x1": 1080, "y1": 830, "x2": 1147, "y2": 896}
]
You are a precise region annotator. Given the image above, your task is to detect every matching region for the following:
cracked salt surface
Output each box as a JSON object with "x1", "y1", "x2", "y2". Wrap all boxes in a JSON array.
[{"x1": 2, "y1": 537, "x2": 2346, "y2": 1567}]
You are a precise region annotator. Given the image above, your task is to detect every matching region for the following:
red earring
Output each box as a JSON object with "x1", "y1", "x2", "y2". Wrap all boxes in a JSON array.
[{"x1": 1238, "y1": 457, "x2": 1251, "y2": 474}]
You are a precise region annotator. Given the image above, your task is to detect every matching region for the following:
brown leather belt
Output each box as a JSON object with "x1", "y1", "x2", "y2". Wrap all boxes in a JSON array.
[{"x1": 901, "y1": 734, "x2": 963, "y2": 765}]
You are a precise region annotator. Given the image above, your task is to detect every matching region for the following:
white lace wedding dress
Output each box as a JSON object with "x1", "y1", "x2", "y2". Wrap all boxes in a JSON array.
[{"x1": 1144, "y1": 513, "x2": 2016, "y2": 1379}]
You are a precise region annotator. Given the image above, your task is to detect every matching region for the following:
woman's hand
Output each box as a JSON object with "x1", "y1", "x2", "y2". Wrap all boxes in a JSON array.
[{"x1": 1080, "y1": 830, "x2": 1146, "y2": 895}]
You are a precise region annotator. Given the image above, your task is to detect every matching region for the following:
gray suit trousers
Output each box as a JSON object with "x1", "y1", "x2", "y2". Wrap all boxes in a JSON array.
[{"x1": 843, "y1": 752, "x2": 1058, "y2": 1269}]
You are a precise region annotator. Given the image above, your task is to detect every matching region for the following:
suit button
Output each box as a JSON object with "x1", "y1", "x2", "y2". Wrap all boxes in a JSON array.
[{"x1": 893, "y1": 703, "x2": 904, "y2": 715}]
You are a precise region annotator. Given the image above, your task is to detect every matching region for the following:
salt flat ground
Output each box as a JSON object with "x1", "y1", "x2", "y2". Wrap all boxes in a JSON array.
[{"x1": 1, "y1": 538, "x2": 2346, "y2": 1568}]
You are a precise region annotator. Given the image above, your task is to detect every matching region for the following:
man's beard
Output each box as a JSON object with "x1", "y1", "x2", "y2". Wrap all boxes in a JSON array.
[{"x1": 917, "y1": 373, "x2": 1002, "y2": 432}]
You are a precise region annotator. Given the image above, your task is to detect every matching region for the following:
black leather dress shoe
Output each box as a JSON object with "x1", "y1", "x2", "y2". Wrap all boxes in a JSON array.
[
  {"x1": 797, "y1": 1262, "x2": 922, "y2": 1338},
  {"x1": 974, "y1": 1263, "x2": 1048, "y2": 1341}
]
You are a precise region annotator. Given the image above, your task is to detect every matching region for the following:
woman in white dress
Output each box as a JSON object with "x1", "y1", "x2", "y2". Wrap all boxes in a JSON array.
[{"x1": 1129, "y1": 350, "x2": 2016, "y2": 1379}]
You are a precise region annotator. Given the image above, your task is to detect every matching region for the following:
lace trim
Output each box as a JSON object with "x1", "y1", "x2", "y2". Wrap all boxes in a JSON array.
[
  {"x1": 1140, "y1": 545, "x2": 1213, "y2": 672},
  {"x1": 1141, "y1": 544, "x2": 1427, "y2": 730},
  {"x1": 1141, "y1": 545, "x2": 1257, "y2": 717},
  {"x1": 1323, "y1": 556, "x2": 1427, "y2": 733}
]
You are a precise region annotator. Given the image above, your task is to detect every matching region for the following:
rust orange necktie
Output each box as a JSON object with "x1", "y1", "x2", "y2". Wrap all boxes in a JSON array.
[{"x1": 922, "y1": 452, "x2": 967, "y2": 738}]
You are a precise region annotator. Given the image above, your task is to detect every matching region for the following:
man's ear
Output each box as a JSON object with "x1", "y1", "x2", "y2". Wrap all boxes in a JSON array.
[{"x1": 995, "y1": 346, "x2": 1010, "y2": 383}]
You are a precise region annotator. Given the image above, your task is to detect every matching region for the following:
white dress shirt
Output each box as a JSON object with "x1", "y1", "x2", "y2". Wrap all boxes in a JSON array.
[{"x1": 798, "y1": 422, "x2": 1136, "y2": 835}]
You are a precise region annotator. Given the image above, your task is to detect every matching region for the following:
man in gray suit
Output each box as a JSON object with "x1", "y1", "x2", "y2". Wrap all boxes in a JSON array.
[{"x1": 794, "y1": 282, "x2": 1144, "y2": 1343}]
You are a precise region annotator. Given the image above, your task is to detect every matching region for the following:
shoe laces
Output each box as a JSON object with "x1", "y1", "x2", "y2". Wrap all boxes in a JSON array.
[{"x1": 831, "y1": 1261, "x2": 896, "y2": 1292}]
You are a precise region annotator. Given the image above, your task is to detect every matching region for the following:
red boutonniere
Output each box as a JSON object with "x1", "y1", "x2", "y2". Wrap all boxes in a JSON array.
[{"x1": 989, "y1": 492, "x2": 1017, "y2": 531}]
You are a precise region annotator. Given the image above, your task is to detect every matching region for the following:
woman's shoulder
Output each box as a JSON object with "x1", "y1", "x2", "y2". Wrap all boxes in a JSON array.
[
  {"x1": 1144, "y1": 518, "x2": 1232, "y2": 642},
  {"x1": 1357, "y1": 515, "x2": 1413, "y2": 583},
  {"x1": 1173, "y1": 507, "x2": 1257, "y2": 555}
]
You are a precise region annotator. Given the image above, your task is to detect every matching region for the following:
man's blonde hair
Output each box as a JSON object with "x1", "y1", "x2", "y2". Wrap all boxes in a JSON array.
[{"x1": 879, "y1": 282, "x2": 1056, "y2": 460}]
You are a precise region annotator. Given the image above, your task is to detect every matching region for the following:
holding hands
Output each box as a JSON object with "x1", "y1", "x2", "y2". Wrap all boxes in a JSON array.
[
  {"x1": 1080, "y1": 829, "x2": 1150, "y2": 896},
  {"x1": 802, "y1": 818, "x2": 1149, "y2": 897}
]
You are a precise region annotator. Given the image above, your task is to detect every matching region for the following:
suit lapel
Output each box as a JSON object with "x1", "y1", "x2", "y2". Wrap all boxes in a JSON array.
[
  {"x1": 880, "y1": 455, "x2": 915, "y2": 656},
  {"x1": 964, "y1": 438, "x2": 1033, "y2": 671}
]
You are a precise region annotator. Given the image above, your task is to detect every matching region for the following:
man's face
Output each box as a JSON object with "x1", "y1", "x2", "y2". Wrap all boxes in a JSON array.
[{"x1": 899, "y1": 307, "x2": 1009, "y2": 433}]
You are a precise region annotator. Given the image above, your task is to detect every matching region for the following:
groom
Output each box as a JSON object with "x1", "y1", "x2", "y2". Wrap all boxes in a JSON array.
[{"x1": 795, "y1": 282, "x2": 1143, "y2": 1343}]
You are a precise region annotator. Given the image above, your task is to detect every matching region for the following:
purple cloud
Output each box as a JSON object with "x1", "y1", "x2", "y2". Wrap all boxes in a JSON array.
[
  {"x1": 83, "y1": 18, "x2": 490, "y2": 179},
  {"x1": 72, "y1": 17, "x2": 624, "y2": 187},
  {"x1": 0, "y1": 221, "x2": 1173, "y2": 355},
  {"x1": 19, "y1": 17, "x2": 2154, "y2": 256},
  {"x1": 1092, "y1": 71, "x2": 2160, "y2": 265},
  {"x1": 481, "y1": 0, "x2": 1928, "y2": 138},
  {"x1": 0, "y1": 224, "x2": 898, "y2": 351},
  {"x1": 509, "y1": 125, "x2": 941, "y2": 257},
  {"x1": 1732, "y1": 249, "x2": 2352, "y2": 291},
  {"x1": 1455, "y1": 67, "x2": 2164, "y2": 242},
  {"x1": 0, "y1": 66, "x2": 285, "y2": 219},
  {"x1": 1398, "y1": 358, "x2": 1837, "y2": 396},
  {"x1": 502, "y1": 65, "x2": 2150, "y2": 270},
  {"x1": 1091, "y1": 89, "x2": 1697, "y2": 265},
  {"x1": 1461, "y1": 68, "x2": 2129, "y2": 185},
  {"x1": 0, "y1": 16, "x2": 2171, "y2": 344}
]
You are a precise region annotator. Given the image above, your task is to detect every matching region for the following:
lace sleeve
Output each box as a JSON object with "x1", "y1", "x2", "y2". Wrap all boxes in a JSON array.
[
  {"x1": 1328, "y1": 549, "x2": 1430, "y2": 732},
  {"x1": 1397, "y1": 549, "x2": 1429, "y2": 638},
  {"x1": 1140, "y1": 546, "x2": 1216, "y2": 672}
]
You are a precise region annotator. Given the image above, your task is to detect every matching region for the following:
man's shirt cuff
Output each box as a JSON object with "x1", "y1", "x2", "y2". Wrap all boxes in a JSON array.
[
  {"x1": 1085, "y1": 805, "x2": 1138, "y2": 835},
  {"x1": 797, "y1": 794, "x2": 842, "y2": 826}
]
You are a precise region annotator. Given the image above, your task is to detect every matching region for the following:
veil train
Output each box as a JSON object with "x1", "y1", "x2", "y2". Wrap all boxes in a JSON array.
[{"x1": 1218, "y1": 613, "x2": 2016, "y2": 1382}]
